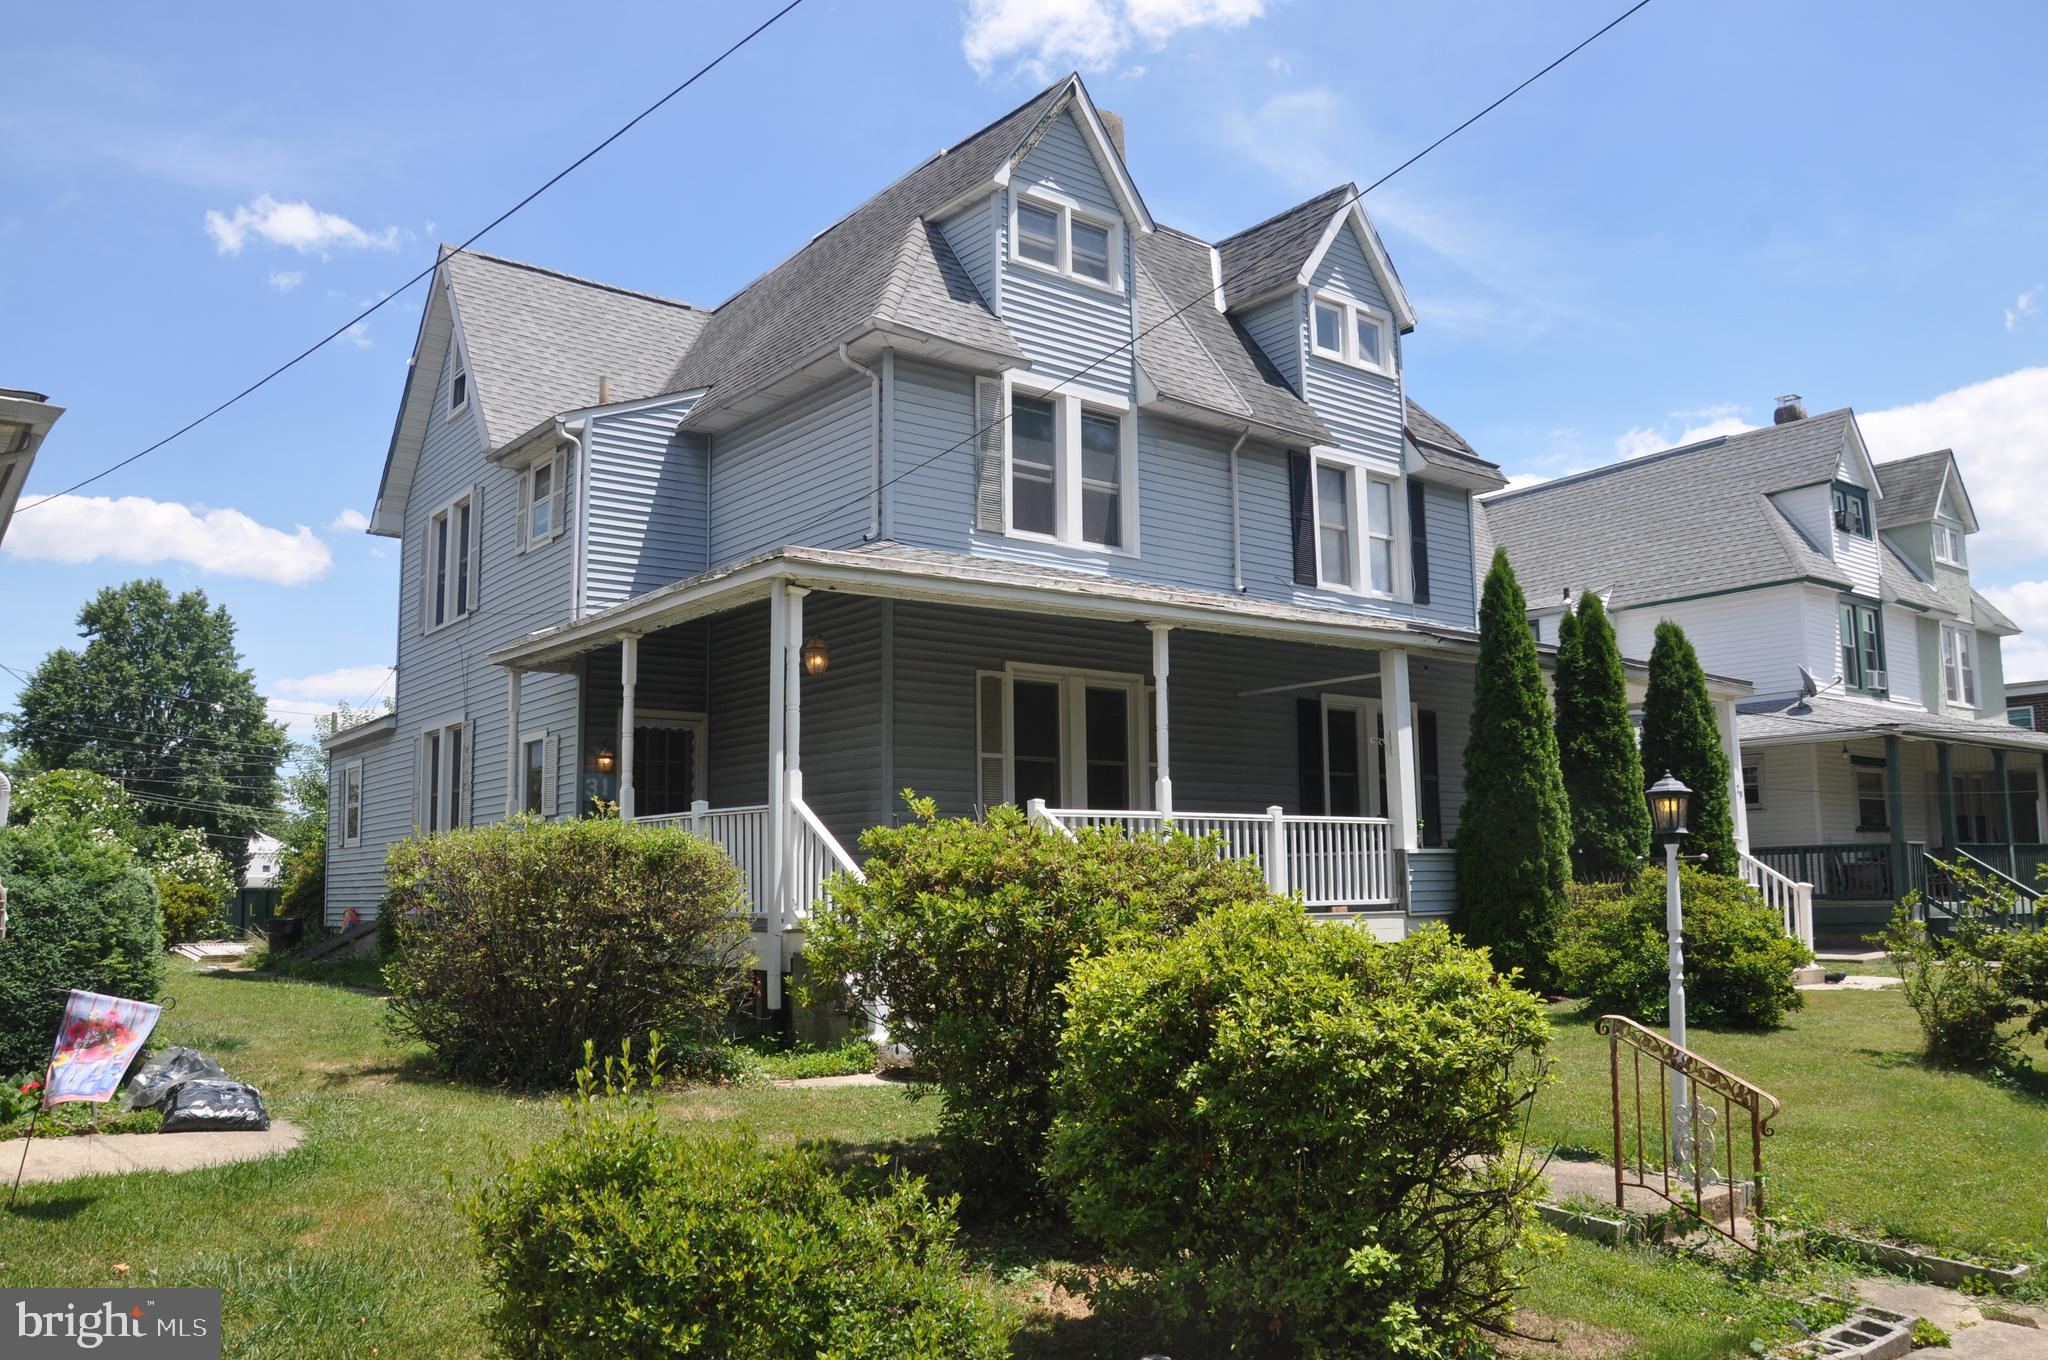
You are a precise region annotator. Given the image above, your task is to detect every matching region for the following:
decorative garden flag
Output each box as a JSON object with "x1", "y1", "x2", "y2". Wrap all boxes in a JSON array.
[{"x1": 41, "y1": 990, "x2": 161, "y2": 1108}]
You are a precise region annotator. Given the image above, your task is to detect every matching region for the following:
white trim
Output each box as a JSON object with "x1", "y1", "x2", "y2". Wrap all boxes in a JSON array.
[
  {"x1": 1007, "y1": 185, "x2": 1126, "y2": 295},
  {"x1": 517, "y1": 729, "x2": 549, "y2": 817},
  {"x1": 416, "y1": 713, "x2": 468, "y2": 835},
  {"x1": 995, "y1": 79, "x2": 1154, "y2": 236},
  {"x1": 521, "y1": 450, "x2": 565, "y2": 552},
  {"x1": 421, "y1": 487, "x2": 479, "y2": 634},
  {"x1": 1309, "y1": 450, "x2": 1403, "y2": 600},
  {"x1": 999, "y1": 662, "x2": 1150, "y2": 809},
  {"x1": 1309, "y1": 289, "x2": 1394, "y2": 376},
  {"x1": 1296, "y1": 200, "x2": 1417, "y2": 332},
  {"x1": 1941, "y1": 621, "x2": 1977, "y2": 708},
  {"x1": 1933, "y1": 517, "x2": 1967, "y2": 567},
  {"x1": 341, "y1": 759, "x2": 363, "y2": 848},
  {"x1": 1000, "y1": 371, "x2": 1138, "y2": 555},
  {"x1": 618, "y1": 707, "x2": 709, "y2": 813}
]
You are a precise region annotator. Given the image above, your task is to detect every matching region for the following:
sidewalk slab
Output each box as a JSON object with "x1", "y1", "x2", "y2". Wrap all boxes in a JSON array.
[
  {"x1": 6, "y1": 1121, "x2": 304, "y2": 1186},
  {"x1": 1856, "y1": 1279, "x2": 2048, "y2": 1360}
]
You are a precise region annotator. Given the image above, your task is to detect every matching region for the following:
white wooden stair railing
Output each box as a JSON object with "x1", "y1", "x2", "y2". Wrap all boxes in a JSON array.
[{"x1": 1739, "y1": 850, "x2": 1814, "y2": 949}]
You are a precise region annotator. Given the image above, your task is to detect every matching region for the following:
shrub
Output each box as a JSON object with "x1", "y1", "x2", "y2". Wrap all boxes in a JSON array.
[
  {"x1": 277, "y1": 825, "x2": 326, "y2": 928},
  {"x1": 1638, "y1": 621, "x2": 1738, "y2": 875},
  {"x1": 157, "y1": 878, "x2": 225, "y2": 945},
  {"x1": 802, "y1": 795, "x2": 1275, "y2": 1204},
  {"x1": 382, "y1": 816, "x2": 751, "y2": 1086},
  {"x1": 1553, "y1": 592, "x2": 1651, "y2": 881},
  {"x1": 1048, "y1": 902, "x2": 1552, "y2": 1358},
  {"x1": 464, "y1": 1040, "x2": 1014, "y2": 1360},
  {"x1": 1554, "y1": 867, "x2": 1809, "y2": 1028},
  {"x1": 1884, "y1": 864, "x2": 2048, "y2": 1070},
  {"x1": 0, "y1": 817, "x2": 164, "y2": 1073}
]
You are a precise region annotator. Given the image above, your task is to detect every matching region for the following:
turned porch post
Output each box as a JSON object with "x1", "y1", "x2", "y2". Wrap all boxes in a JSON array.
[
  {"x1": 619, "y1": 637, "x2": 638, "y2": 821},
  {"x1": 504, "y1": 668, "x2": 523, "y2": 819},
  {"x1": 1149, "y1": 623, "x2": 1173, "y2": 815},
  {"x1": 1382, "y1": 649, "x2": 1418, "y2": 854}
]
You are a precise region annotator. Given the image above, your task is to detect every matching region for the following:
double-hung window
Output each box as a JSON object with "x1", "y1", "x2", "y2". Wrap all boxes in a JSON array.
[
  {"x1": 1010, "y1": 190, "x2": 1122, "y2": 291},
  {"x1": 1856, "y1": 769, "x2": 1889, "y2": 831},
  {"x1": 341, "y1": 761, "x2": 363, "y2": 847},
  {"x1": 1838, "y1": 598, "x2": 1885, "y2": 693},
  {"x1": 1308, "y1": 291, "x2": 1394, "y2": 375},
  {"x1": 1941, "y1": 623, "x2": 1977, "y2": 707},
  {"x1": 522, "y1": 737, "x2": 546, "y2": 815},
  {"x1": 1311, "y1": 453, "x2": 1399, "y2": 596},
  {"x1": 417, "y1": 717, "x2": 467, "y2": 834},
  {"x1": 522, "y1": 453, "x2": 563, "y2": 551},
  {"x1": 1830, "y1": 483, "x2": 1871, "y2": 537},
  {"x1": 1934, "y1": 520, "x2": 1967, "y2": 566},
  {"x1": 424, "y1": 490, "x2": 478, "y2": 630},
  {"x1": 1004, "y1": 380, "x2": 1134, "y2": 551}
]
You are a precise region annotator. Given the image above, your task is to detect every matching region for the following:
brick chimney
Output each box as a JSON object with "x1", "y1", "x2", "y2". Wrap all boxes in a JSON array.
[
  {"x1": 1773, "y1": 394, "x2": 1807, "y2": 425},
  {"x1": 1097, "y1": 108, "x2": 1127, "y2": 164}
]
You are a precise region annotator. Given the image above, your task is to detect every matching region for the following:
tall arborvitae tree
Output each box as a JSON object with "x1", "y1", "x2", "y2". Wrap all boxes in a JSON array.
[
  {"x1": 1454, "y1": 549, "x2": 1572, "y2": 989},
  {"x1": 1555, "y1": 593, "x2": 1652, "y2": 881},
  {"x1": 1638, "y1": 619, "x2": 1738, "y2": 874}
]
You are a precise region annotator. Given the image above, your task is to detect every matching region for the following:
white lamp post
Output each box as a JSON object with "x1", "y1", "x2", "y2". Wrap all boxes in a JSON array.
[{"x1": 1647, "y1": 770, "x2": 1693, "y2": 1159}]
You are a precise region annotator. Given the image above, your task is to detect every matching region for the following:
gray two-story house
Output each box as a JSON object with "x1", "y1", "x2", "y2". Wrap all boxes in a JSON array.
[{"x1": 327, "y1": 75, "x2": 1545, "y2": 1006}]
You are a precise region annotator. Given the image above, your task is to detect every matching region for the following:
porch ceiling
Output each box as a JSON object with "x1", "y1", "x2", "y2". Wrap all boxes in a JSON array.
[
  {"x1": 1739, "y1": 694, "x2": 2048, "y2": 755},
  {"x1": 489, "y1": 540, "x2": 1484, "y2": 672}
]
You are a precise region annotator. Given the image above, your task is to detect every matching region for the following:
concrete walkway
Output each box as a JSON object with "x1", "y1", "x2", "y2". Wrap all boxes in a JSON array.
[
  {"x1": 6, "y1": 1121, "x2": 303, "y2": 1186},
  {"x1": 771, "y1": 1072, "x2": 888, "y2": 1089},
  {"x1": 1857, "y1": 1279, "x2": 2048, "y2": 1359}
]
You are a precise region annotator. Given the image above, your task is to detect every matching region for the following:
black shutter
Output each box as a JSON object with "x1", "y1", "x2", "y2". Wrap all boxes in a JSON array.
[
  {"x1": 1407, "y1": 479, "x2": 1431, "y2": 605},
  {"x1": 1296, "y1": 697, "x2": 1326, "y2": 815},
  {"x1": 1289, "y1": 451, "x2": 1316, "y2": 586},
  {"x1": 1418, "y1": 709, "x2": 1443, "y2": 847}
]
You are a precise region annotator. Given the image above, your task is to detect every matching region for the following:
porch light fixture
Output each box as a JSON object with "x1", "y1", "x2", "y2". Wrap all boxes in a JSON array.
[
  {"x1": 1647, "y1": 771, "x2": 1691, "y2": 842},
  {"x1": 595, "y1": 746, "x2": 615, "y2": 774},
  {"x1": 801, "y1": 636, "x2": 829, "y2": 677}
]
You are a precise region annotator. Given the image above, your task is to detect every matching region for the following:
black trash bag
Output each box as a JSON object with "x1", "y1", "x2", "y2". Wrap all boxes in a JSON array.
[
  {"x1": 125, "y1": 1047, "x2": 230, "y2": 1111},
  {"x1": 158, "y1": 1079, "x2": 270, "y2": 1133}
]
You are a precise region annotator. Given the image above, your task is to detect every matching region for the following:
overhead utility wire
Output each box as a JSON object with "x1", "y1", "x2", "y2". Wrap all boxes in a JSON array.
[
  {"x1": 12, "y1": 0, "x2": 810, "y2": 512},
  {"x1": 775, "y1": 0, "x2": 1659, "y2": 546}
]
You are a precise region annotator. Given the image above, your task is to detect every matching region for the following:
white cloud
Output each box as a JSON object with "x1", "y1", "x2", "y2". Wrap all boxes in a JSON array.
[
  {"x1": 1982, "y1": 582, "x2": 2048, "y2": 683},
  {"x1": 2005, "y1": 286, "x2": 2041, "y2": 334},
  {"x1": 267, "y1": 269, "x2": 303, "y2": 292},
  {"x1": 328, "y1": 508, "x2": 370, "y2": 532},
  {"x1": 272, "y1": 664, "x2": 395, "y2": 704},
  {"x1": 343, "y1": 322, "x2": 372, "y2": 349},
  {"x1": 2, "y1": 494, "x2": 331, "y2": 585},
  {"x1": 204, "y1": 193, "x2": 399, "y2": 256},
  {"x1": 962, "y1": 0, "x2": 1264, "y2": 76},
  {"x1": 1858, "y1": 368, "x2": 2048, "y2": 572},
  {"x1": 1611, "y1": 404, "x2": 1754, "y2": 459}
]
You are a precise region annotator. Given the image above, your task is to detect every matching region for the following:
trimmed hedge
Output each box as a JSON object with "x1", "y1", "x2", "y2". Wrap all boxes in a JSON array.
[
  {"x1": 1048, "y1": 901, "x2": 1552, "y2": 1358},
  {"x1": 383, "y1": 816, "x2": 751, "y2": 1086}
]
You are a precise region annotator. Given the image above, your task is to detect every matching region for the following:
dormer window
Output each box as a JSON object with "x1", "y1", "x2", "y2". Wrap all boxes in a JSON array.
[
  {"x1": 1830, "y1": 483, "x2": 1871, "y2": 538},
  {"x1": 1308, "y1": 291, "x2": 1394, "y2": 377},
  {"x1": 1009, "y1": 189, "x2": 1123, "y2": 293},
  {"x1": 449, "y1": 364, "x2": 468, "y2": 417},
  {"x1": 1934, "y1": 520, "x2": 1967, "y2": 566}
]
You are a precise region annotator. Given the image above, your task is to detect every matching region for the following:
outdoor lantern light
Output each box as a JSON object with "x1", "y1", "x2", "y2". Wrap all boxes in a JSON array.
[
  {"x1": 1647, "y1": 771, "x2": 1691, "y2": 841},
  {"x1": 801, "y1": 635, "x2": 830, "y2": 677},
  {"x1": 595, "y1": 746, "x2": 615, "y2": 774}
]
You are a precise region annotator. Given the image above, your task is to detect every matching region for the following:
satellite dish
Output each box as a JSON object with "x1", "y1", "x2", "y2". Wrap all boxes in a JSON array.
[{"x1": 1798, "y1": 666, "x2": 1819, "y2": 699}]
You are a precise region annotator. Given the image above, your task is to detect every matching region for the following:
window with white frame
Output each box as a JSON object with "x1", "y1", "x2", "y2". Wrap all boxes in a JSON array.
[
  {"x1": 342, "y1": 760, "x2": 363, "y2": 847},
  {"x1": 1942, "y1": 622, "x2": 1977, "y2": 707},
  {"x1": 1009, "y1": 189, "x2": 1122, "y2": 291},
  {"x1": 1311, "y1": 453, "x2": 1399, "y2": 596},
  {"x1": 1004, "y1": 379, "x2": 1134, "y2": 551},
  {"x1": 417, "y1": 718, "x2": 467, "y2": 834},
  {"x1": 1855, "y1": 768, "x2": 1889, "y2": 831},
  {"x1": 1934, "y1": 520, "x2": 1967, "y2": 566},
  {"x1": 1308, "y1": 291, "x2": 1393, "y2": 375},
  {"x1": 522, "y1": 453, "x2": 563, "y2": 550},
  {"x1": 975, "y1": 666, "x2": 1147, "y2": 811},
  {"x1": 449, "y1": 363, "x2": 468, "y2": 417},
  {"x1": 522, "y1": 736, "x2": 546, "y2": 815},
  {"x1": 424, "y1": 490, "x2": 478, "y2": 630},
  {"x1": 1742, "y1": 762, "x2": 1761, "y2": 810}
]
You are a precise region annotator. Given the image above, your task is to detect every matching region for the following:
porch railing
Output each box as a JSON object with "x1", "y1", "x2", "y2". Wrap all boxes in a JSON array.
[
  {"x1": 1749, "y1": 842, "x2": 1926, "y2": 903},
  {"x1": 1738, "y1": 852, "x2": 1814, "y2": 950},
  {"x1": 1920, "y1": 850, "x2": 2041, "y2": 927},
  {"x1": 1954, "y1": 843, "x2": 2048, "y2": 891},
  {"x1": 635, "y1": 798, "x2": 863, "y2": 925},
  {"x1": 1029, "y1": 802, "x2": 1398, "y2": 910}
]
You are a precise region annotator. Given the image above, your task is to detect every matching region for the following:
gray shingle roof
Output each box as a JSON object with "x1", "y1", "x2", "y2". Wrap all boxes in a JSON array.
[
  {"x1": 1880, "y1": 538, "x2": 1944, "y2": 611},
  {"x1": 1407, "y1": 398, "x2": 1506, "y2": 488},
  {"x1": 1483, "y1": 411, "x2": 1863, "y2": 609},
  {"x1": 1133, "y1": 227, "x2": 1329, "y2": 443},
  {"x1": 663, "y1": 80, "x2": 1074, "y2": 422},
  {"x1": 1971, "y1": 588, "x2": 2018, "y2": 635},
  {"x1": 1739, "y1": 693, "x2": 2048, "y2": 751},
  {"x1": 1874, "y1": 449, "x2": 1952, "y2": 527},
  {"x1": 1216, "y1": 184, "x2": 1354, "y2": 307},
  {"x1": 441, "y1": 248, "x2": 708, "y2": 450}
]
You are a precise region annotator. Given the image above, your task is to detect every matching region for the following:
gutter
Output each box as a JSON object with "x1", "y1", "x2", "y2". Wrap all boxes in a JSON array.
[
  {"x1": 557, "y1": 416, "x2": 588, "y2": 619},
  {"x1": 1226, "y1": 427, "x2": 1249, "y2": 592},
  {"x1": 837, "y1": 343, "x2": 882, "y2": 540}
]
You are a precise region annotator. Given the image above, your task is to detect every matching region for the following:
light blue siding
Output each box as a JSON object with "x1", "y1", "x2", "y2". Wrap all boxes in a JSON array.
[
  {"x1": 1241, "y1": 293, "x2": 1302, "y2": 392},
  {"x1": 1000, "y1": 111, "x2": 1134, "y2": 398},
  {"x1": 1406, "y1": 851, "x2": 1458, "y2": 915},
  {"x1": 1303, "y1": 224, "x2": 1403, "y2": 462},
  {"x1": 936, "y1": 193, "x2": 999, "y2": 313},
  {"x1": 710, "y1": 374, "x2": 873, "y2": 565},
  {"x1": 583, "y1": 398, "x2": 705, "y2": 612},
  {"x1": 324, "y1": 728, "x2": 403, "y2": 926}
]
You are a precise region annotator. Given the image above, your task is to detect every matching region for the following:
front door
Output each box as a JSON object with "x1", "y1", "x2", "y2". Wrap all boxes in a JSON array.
[
  {"x1": 626, "y1": 711, "x2": 708, "y2": 817},
  {"x1": 1319, "y1": 696, "x2": 1385, "y2": 818},
  {"x1": 995, "y1": 670, "x2": 1145, "y2": 811}
]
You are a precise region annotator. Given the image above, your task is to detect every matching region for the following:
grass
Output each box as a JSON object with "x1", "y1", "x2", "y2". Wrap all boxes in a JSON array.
[
  {"x1": 726, "y1": 1033, "x2": 878, "y2": 1080},
  {"x1": 0, "y1": 961, "x2": 2028, "y2": 1358},
  {"x1": 1528, "y1": 988, "x2": 2048, "y2": 1259}
]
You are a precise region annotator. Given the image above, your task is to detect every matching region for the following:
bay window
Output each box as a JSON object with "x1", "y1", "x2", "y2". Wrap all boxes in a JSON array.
[{"x1": 1004, "y1": 379, "x2": 1134, "y2": 551}]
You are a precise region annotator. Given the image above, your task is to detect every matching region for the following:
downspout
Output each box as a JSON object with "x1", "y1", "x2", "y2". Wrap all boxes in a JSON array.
[
  {"x1": 838, "y1": 343, "x2": 882, "y2": 540},
  {"x1": 1227, "y1": 427, "x2": 1250, "y2": 592},
  {"x1": 557, "y1": 415, "x2": 588, "y2": 618}
]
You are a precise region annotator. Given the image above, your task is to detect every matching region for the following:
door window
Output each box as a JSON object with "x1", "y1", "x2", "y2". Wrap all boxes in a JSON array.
[
  {"x1": 1012, "y1": 680, "x2": 1063, "y2": 808},
  {"x1": 630, "y1": 716, "x2": 706, "y2": 818}
]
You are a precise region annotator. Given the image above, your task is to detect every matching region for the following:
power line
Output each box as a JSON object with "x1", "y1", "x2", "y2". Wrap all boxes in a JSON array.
[
  {"x1": 12, "y1": 0, "x2": 810, "y2": 512},
  {"x1": 777, "y1": 0, "x2": 1658, "y2": 546}
]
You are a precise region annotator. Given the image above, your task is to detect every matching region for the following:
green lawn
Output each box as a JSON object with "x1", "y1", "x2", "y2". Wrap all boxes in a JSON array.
[{"x1": 0, "y1": 962, "x2": 2017, "y2": 1358}]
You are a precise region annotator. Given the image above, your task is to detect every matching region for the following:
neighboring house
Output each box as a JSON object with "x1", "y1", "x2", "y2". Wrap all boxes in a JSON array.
[
  {"x1": 2003, "y1": 677, "x2": 2048, "y2": 732},
  {"x1": 325, "y1": 75, "x2": 1749, "y2": 1008},
  {"x1": 0, "y1": 386, "x2": 63, "y2": 546},
  {"x1": 232, "y1": 833, "x2": 285, "y2": 933},
  {"x1": 1484, "y1": 398, "x2": 2048, "y2": 938},
  {"x1": 244, "y1": 834, "x2": 284, "y2": 888}
]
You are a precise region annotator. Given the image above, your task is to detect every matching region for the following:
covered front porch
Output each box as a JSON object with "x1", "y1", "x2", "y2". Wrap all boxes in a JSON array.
[{"x1": 490, "y1": 544, "x2": 1484, "y2": 1007}]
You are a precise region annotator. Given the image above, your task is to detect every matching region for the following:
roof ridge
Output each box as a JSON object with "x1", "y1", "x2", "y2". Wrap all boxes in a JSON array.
[
  {"x1": 1876, "y1": 446, "x2": 1955, "y2": 467},
  {"x1": 1216, "y1": 183, "x2": 1354, "y2": 246},
  {"x1": 443, "y1": 246, "x2": 701, "y2": 311},
  {"x1": 1489, "y1": 408, "x2": 1855, "y2": 505}
]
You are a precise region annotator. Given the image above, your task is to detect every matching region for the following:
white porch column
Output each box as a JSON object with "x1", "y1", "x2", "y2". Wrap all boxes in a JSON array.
[
  {"x1": 1149, "y1": 623, "x2": 1173, "y2": 815},
  {"x1": 1718, "y1": 697, "x2": 1750, "y2": 855},
  {"x1": 618, "y1": 637, "x2": 638, "y2": 821},
  {"x1": 767, "y1": 582, "x2": 789, "y2": 934},
  {"x1": 1382, "y1": 649, "x2": 1419, "y2": 853},
  {"x1": 503, "y1": 668, "x2": 523, "y2": 818},
  {"x1": 782, "y1": 588, "x2": 809, "y2": 935}
]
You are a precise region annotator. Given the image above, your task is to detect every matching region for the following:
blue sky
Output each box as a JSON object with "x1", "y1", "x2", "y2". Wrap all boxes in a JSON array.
[{"x1": 5, "y1": 0, "x2": 2048, "y2": 739}]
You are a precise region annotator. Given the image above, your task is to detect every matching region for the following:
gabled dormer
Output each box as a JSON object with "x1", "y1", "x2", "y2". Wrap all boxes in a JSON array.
[{"x1": 1876, "y1": 447, "x2": 1978, "y2": 580}]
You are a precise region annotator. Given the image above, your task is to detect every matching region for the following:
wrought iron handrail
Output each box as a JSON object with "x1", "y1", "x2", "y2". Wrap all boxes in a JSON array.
[{"x1": 1596, "y1": 1014, "x2": 1782, "y2": 1250}]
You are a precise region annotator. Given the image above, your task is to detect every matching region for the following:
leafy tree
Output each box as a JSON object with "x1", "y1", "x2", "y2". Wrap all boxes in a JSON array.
[
  {"x1": 1638, "y1": 620, "x2": 1737, "y2": 874},
  {"x1": 1454, "y1": 550, "x2": 1571, "y2": 990},
  {"x1": 1554, "y1": 593, "x2": 1652, "y2": 881},
  {"x1": 5, "y1": 580, "x2": 288, "y2": 874}
]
